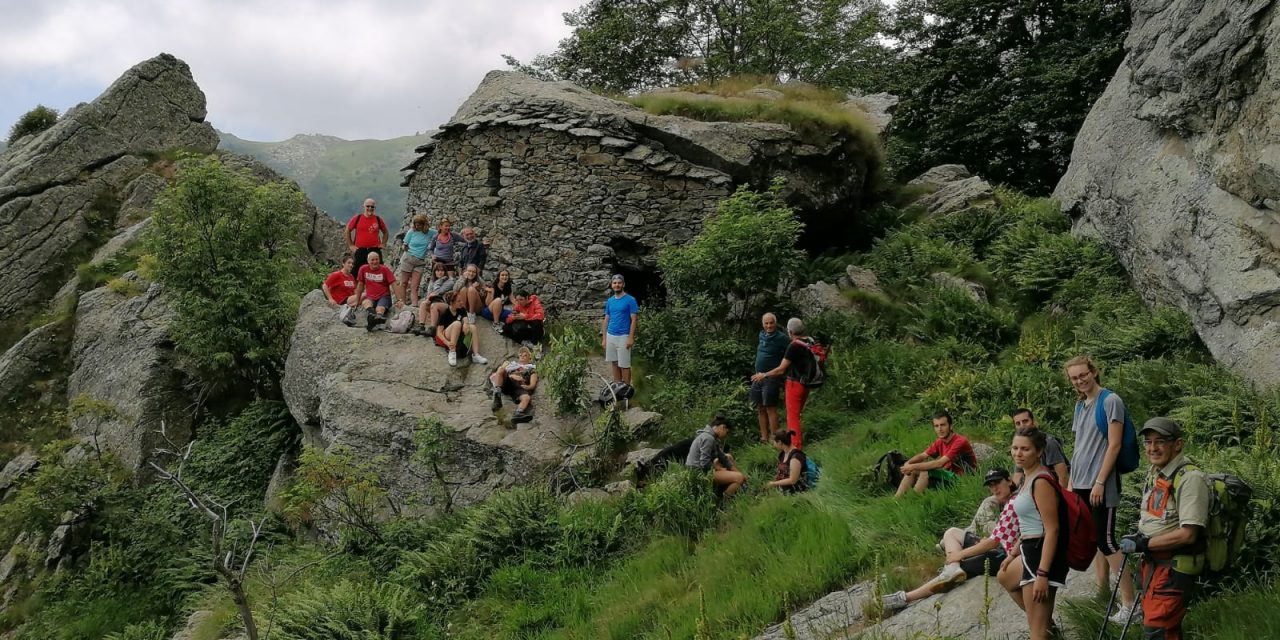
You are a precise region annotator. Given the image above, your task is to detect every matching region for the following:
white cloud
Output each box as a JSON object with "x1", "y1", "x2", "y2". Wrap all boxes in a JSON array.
[{"x1": 0, "y1": 0, "x2": 580, "y2": 139}]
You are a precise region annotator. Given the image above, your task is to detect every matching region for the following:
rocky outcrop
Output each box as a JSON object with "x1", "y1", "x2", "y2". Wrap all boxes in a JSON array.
[
  {"x1": 404, "y1": 71, "x2": 880, "y2": 314},
  {"x1": 0, "y1": 322, "x2": 62, "y2": 401},
  {"x1": 1055, "y1": 1, "x2": 1280, "y2": 387},
  {"x1": 0, "y1": 54, "x2": 217, "y2": 317},
  {"x1": 282, "y1": 290, "x2": 579, "y2": 508},
  {"x1": 66, "y1": 274, "x2": 192, "y2": 473},
  {"x1": 792, "y1": 281, "x2": 855, "y2": 318}
]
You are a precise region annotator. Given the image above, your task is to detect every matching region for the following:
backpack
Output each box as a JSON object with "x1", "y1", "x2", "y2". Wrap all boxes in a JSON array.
[
  {"x1": 804, "y1": 457, "x2": 822, "y2": 489},
  {"x1": 873, "y1": 450, "x2": 908, "y2": 491},
  {"x1": 1031, "y1": 472, "x2": 1097, "y2": 571},
  {"x1": 1167, "y1": 464, "x2": 1253, "y2": 574},
  {"x1": 1077, "y1": 388, "x2": 1140, "y2": 474},
  {"x1": 792, "y1": 338, "x2": 828, "y2": 389},
  {"x1": 385, "y1": 309, "x2": 415, "y2": 333},
  {"x1": 597, "y1": 381, "x2": 635, "y2": 407}
]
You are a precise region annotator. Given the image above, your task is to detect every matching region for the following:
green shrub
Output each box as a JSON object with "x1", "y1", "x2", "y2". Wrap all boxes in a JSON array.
[
  {"x1": 632, "y1": 465, "x2": 717, "y2": 539},
  {"x1": 7, "y1": 104, "x2": 58, "y2": 144},
  {"x1": 541, "y1": 323, "x2": 593, "y2": 414},
  {"x1": 919, "y1": 363, "x2": 1071, "y2": 437},
  {"x1": 908, "y1": 286, "x2": 1017, "y2": 354},
  {"x1": 185, "y1": 399, "x2": 297, "y2": 509},
  {"x1": 271, "y1": 580, "x2": 427, "y2": 640},
  {"x1": 280, "y1": 446, "x2": 392, "y2": 544},
  {"x1": 102, "y1": 620, "x2": 167, "y2": 640},
  {"x1": 825, "y1": 339, "x2": 938, "y2": 411},
  {"x1": 553, "y1": 499, "x2": 632, "y2": 568},
  {"x1": 1074, "y1": 296, "x2": 1202, "y2": 364},
  {"x1": 917, "y1": 205, "x2": 1016, "y2": 258},
  {"x1": 863, "y1": 226, "x2": 977, "y2": 288},
  {"x1": 635, "y1": 304, "x2": 754, "y2": 388}
]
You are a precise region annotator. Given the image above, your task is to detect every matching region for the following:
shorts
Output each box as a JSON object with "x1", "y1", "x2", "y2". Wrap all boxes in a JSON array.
[
  {"x1": 433, "y1": 333, "x2": 471, "y2": 357},
  {"x1": 1018, "y1": 538, "x2": 1068, "y2": 588},
  {"x1": 749, "y1": 376, "x2": 782, "y2": 407},
  {"x1": 927, "y1": 468, "x2": 958, "y2": 488},
  {"x1": 604, "y1": 333, "x2": 632, "y2": 368},
  {"x1": 480, "y1": 306, "x2": 512, "y2": 322},
  {"x1": 500, "y1": 377, "x2": 532, "y2": 399},
  {"x1": 959, "y1": 532, "x2": 1005, "y2": 578},
  {"x1": 398, "y1": 252, "x2": 428, "y2": 274},
  {"x1": 1073, "y1": 482, "x2": 1120, "y2": 555},
  {"x1": 367, "y1": 295, "x2": 392, "y2": 309}
]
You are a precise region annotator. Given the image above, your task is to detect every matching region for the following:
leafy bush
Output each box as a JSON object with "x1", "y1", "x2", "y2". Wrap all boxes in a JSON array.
[
  {"x1": 271, "y1": 580, "x2": 427, "y2": 640},
  {"x1": 185, "y1": 399, "x2": 297, "y2": 509},
  {"x1": 0, "y1": 440, "x2": 126, "y2": 547},
  {"x1": 280, "y1": 446, "x2": 393, "y2": 544},
  {"x1": 553, "y1": 499, "x2": 631, "y2": 568},
  {"x1": 103, "y1": 620, "x2": 168, "y2": 640},
  {"x1": 908, "y1": 286, "x2": 1016, "y2": 354},
  {"x1": 1074, "y1": 296, "x2": 1202, "y2": 364},
  {"x1": 632, "y1": 465, "x2": 717, "y2": 538},
  {"x1": 541, "y1": 323, "x2": 594, "y2": 414},
  {"x1": 920, "y1": 363, "x2": 1071, "y2": 436},
  {"x1": 862, "y1": 226, "x2": 976, "y2": 288},
  {"x1": 825, "y1": 339, "x2": 938, "y2": 411},
  {"x1": 635, "y1": 304, "x2": 754, "y2": 387},
  {"x1": 7, "y1": 104, "x2": 58, "y2": 144}
]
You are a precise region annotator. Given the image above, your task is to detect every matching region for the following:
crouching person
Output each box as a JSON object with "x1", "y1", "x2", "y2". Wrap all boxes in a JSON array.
[
  {"x1": 684, "y1": 415, "x2": 746, "y2": 498},
  {"x1": 1118, "y1": 418, "x2": 1211, "y2": 640},
  {"x1": 766, "y1": 429, "x2": 808, "y2": 493},
  {"x1": 883, "y1": 468, "x2": 1020, "y2": 611},
  {"x1": 490, "y1": 346, "x2": 538, "y2": 424}
]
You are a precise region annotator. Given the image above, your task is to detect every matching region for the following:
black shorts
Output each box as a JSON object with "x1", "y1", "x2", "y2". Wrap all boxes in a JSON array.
[
  {"x1": 1018, "y1": 538, "x2": 1069, "y2": 588},
  {"x1": 1073, "y1": 479, "x2": 1121, "y2": 556},
  {"x1": 959, "y1": 532, "x2": 1005, "y2": 578},
  {"x1": 749, "y1": 376, "x2": 782, "y2": 407},
  {"x1": 500, "y1": 377, "x2": 532, "y2": 399}
]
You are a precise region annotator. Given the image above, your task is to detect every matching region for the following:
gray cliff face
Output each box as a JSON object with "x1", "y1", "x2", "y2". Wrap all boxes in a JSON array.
[
  {"x1": 1055, "y1": 1, "x2": 1280, "y2": 386},
  {"x1": 0, "y1": 53, "x2": 218, "y2": 317}
]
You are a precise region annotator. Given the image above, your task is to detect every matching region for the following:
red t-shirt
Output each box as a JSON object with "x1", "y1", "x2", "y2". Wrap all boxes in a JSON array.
[
  {"x1": 357, "y1": 265, "x2": 396, "y2": 300},
  {"x1": 324, "y1": 270, "x2": 356, "y2": 304},
  {"x1": 924, "y1": 434, "x2": 977, "y2": 474},
  {"x1": 347, "y1": 213, "x2": 387, "y2": 249}
]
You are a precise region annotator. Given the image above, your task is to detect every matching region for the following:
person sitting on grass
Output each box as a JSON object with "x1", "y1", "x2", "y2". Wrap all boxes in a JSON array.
[
  {"x1": 490, "y1": 346, "x2": 537, "y2": 424},
  {"x1": 765, "y1": 428, "x2": 808, "y2": 493},
  {"x1": 502, "y1": 289, "x2": 545, "y2": 345},
  {"x1": 882, "y1": 468, "x2": 1021, "y2": 611},
  {"x1": 353, "y1": 251, "x2": 396, "y2": 332},
  {"x1": 896, "y1": 412, "x2": 978, "y2": 498},
  {"x1": 415, "y1": 262, "x2": 455, "y2": 335},
  {"x1": 433, "y1": 292, "x2": 488, "y2": 367},
  {"x1": 684, "y1": 415, "x2": 747, "y2": 498},
  {"x1": 480, "y1": 268, "x2": 514, "y2": 331}
]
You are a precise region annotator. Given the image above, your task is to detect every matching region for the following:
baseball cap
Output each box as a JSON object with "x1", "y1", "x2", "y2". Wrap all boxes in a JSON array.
[
  {"x1": 982, "y1": 468, "x2": 1011, "y2": 486},
  {"x1": 1140, "y1": 417, "x2": 1183, "y2": 439},
  {"x1": 611, "y1": 274, "x2": 625, "y2": 283}
]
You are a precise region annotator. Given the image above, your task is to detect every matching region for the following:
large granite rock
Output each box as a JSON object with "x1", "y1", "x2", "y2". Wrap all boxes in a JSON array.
[
  {"x1": 0, "y1": 322, "x2": 62, "y2": 400},
  {"x1": 66, "y1": 274, "x2": 193, "y2": 472},
  {"x1": 282, "y1": 290, "x2": 577, "y2": 508},
  {"x1": 0, "y1": 54, "x2": 217, "y2": 317},
  {"x1": 1055, "y1": 1, "x2": 1280, "y2": 387}
]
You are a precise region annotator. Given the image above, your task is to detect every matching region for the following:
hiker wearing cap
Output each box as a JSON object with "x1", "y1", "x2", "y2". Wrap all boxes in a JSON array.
[
  {"x1": 1064, "y1": 355, "x2": 1137, "y2": 620},
  {"x1": 346, "y1": 198, "x2": 389, "y2": 277},
  {"x1": 751, "y1": 313, "x2": 790, "y2": 443},
  {"x1": 895, "y1": 412, "x2": 977, "y2": 497},
  {"x1": 602, "y1": 275, "x2": 638, "y2": 385},
  {"x1": 999, "y1": 428, "x2": 1067, "y2": 640},
  {"x1": 1117, "y1": 418, "x2": 1211, "y2": 640},
  {"x1": 882, "y1": 468, "x2": 1020, "y2": 611},
  {"x1": 1010, "y1": 408, "x2": 1070, "y2": 487}
]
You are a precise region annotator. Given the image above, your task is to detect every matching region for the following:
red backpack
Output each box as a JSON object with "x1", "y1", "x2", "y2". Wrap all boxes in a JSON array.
[{"x1": 1032, "y1": 472, "x2": 1097, "y2": 571}]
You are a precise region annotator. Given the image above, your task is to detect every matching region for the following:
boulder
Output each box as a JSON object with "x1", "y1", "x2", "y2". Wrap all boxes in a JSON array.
[
  {"x1": 916, "y1": 175, "x2": 995, "y2": 215},
  {"x1": 840, "y1": 265, "x2": 883, "y2": 295},
  {"x1": 620, "y1": 408, "x2": 662, "y2": 436},
  {"x1": 791, "y1": 281, "x2": 854, "y2": 318},
  {"x1": 0, "y1": 450, "x2": 38, "y2": 501},
  {"x1": 909, "y1": 164, "x2": 973, "y2": 189},
  {"x1": 931, "y1": 272, "x2": 989, "y2": 304},
  {"x1": 972, "y1": 442, "x2": 997, "y2": 463},
  {"x1": 0, "y1": 54, "x2": 217, "y2": 317},
  {"x1": 1054, "y1": 0, "x2": 1280, "y2": 388},
  {"x1": 66, "y1": 274, "x2": 193, "y2": 473},
  {"x1": 0, "y1": 322, "x2": 62, "y2": 401},
  {"x1": 754, "y1": 582, "x2": 874, "y2": 640},
  {"x1": 842, "y1": 92, "x2": 899, "y2": 136},
  {"x1": 282, "y1": 290, "x2": 579, "y2": 508}
]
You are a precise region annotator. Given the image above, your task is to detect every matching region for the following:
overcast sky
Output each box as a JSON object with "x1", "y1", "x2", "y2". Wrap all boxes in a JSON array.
[{"x1": 0, "y1": 0, "x2": 582, "y2": 141}]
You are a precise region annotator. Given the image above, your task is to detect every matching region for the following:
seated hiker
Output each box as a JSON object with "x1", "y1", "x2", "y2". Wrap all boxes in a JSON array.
[
  {"x1": 502, "y1": 289, "x2": 545, "y2": 344},
  {"x1": 416, "y1": 262, "x2": 455, "y2": 334},
  {"x1": 766, "y1": 428, "x2": 808, "y2": 493},
  {"x1": 322, "y1": 254, "x2": 358, "y2": 326},
  {"x1": 433, "y1": 292, "x2": 488, "y2": 367},
  {"x1": 480, "y1": 268, "x2": 514, "y2": 331},
  {"x1": 882, "y1": 468, "x2": 1020, "y2": 611},
  {"x1": 353, "y1": 251, "x2": 396, "y2": 331},
  {"x1": 396, "y1": 214, "x2": 433, "y2": 307},
  {"x1": 684, "y1": 415, "x2": 747, "y2": 498},
  {"x1": 489, "y1": 346, "x2": 538, "y2": 423},
  {"x1": 452, "y1": 263, "x2": 486, "y2": 317},
  {"x1": 896, "y1": 412, "x2": 978, "y2": 498}
]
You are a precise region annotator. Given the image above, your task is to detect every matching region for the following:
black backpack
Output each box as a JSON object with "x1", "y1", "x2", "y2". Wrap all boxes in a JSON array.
[
  {"x1": 597, "y1": 381, "x2": 635, "y2": 407},
  {"x1": 874, "y1": 450, "x2": 908, "y2": 490}
]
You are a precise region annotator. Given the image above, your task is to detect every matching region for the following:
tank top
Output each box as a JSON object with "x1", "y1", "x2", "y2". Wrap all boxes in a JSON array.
[{"x1": 1014, "y1": 470, "x2": 1054, "y2": 537}]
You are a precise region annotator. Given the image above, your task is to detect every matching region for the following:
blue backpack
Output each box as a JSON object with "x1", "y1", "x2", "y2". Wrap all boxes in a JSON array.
[
  {"x1": 804, "y1": 458, "x2": 822, "y2": 489},
  {"x1": 1076, "y1": 388, "x2": 1139, "y2": 474}
]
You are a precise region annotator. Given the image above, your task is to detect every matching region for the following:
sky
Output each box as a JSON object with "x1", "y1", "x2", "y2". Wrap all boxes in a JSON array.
[{"x1": 0, "y1": 0, "x2": 582, "y2": 141}]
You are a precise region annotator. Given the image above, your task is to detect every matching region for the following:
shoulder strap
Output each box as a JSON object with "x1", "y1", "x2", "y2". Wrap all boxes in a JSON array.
[{"x1": 377, "y1": 215, "x2": 388, "y2": 232}]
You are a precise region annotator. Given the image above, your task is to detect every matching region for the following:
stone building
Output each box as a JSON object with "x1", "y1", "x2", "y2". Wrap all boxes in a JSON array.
[{"x1": 403, "y1": 71, "x2": 879, "y2": 315}]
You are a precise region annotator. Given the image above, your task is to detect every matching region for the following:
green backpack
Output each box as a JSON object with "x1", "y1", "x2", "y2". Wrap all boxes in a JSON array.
[{"x1": 1170, "y1": 464, "x2": 1253, "y2": 574}]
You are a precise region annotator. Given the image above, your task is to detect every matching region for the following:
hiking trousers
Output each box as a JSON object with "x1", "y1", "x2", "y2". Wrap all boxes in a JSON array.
[
  {"x1": 1141, "y1": 559, "x2": 1195, "y2": 640},
  {"x1": 784, "y1": 380, "x2": 809, "y2": 449}
]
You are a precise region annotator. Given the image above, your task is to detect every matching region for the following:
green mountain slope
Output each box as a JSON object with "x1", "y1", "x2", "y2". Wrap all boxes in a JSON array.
[{"x1": 217, "y1": 130, "x2": 433, "y2": 230}]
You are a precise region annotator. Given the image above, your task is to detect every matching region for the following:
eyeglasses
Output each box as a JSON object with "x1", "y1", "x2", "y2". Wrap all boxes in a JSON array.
[
  {"x1": 1142, "y1": 438, "x2": 1174, "y2": 447},
  {"x1": 1069, "y1": 373, "x2": 1092, "y2": 382},
  {"x1": 365, "y1": 205, "x2": 376, "y2": 210}
]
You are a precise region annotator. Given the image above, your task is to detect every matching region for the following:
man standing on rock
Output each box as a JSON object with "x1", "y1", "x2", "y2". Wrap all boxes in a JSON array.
[
  {"x1": 353, "y1": 251, "x2": 396, "y2": 331},
  {"x1": 602, "y1": 274, "x2": 638, "y2": 385},
  {"x1": 750, "y1": 313, "x2": 790, "y2": 443},
  {"x1": 346, "y1": 198, "x2": 388, "y2": 277}
]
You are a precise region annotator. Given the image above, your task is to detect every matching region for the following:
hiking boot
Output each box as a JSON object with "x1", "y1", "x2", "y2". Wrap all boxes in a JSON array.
[
  {"x1": 411, "y1": 322, "x2": 426, "y2": 336},
  {"x1": 341, "y1": 309, "x2": 356, "y2": 327},
  {"x1": 447, "y1": 350, "x2": 457, "y2": 367},
  {"x1": 512, "y1": 408, "x2": 533, "y2": 423},
  {"x1": 470, "y1": 353, "x2": 489, "y2": 365},
  {"x1": 1109, "y1": 603, "x2": 1141, "y2": 625},
  {"x1": 491, "y1": 389, "x2": 503, "y2": 411},
  {"x1": 365, "y1": 314, "x2": 377, "y2": 332},
  {"x1": 881, "y1": 590, "x2": 909, "y2": 612}
]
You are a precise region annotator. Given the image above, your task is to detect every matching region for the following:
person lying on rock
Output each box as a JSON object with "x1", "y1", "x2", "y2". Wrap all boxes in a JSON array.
[
  {"x1": 684, "y1": 415, "x2": 747, "y2": 498},
  {"x1": 353, "y1": 251, "x2": 396, "y2": 332},
  {"x1": 323, "y1": 254, "x2": 358, "y2": 327},
  {"x1": 895, "y1": 412, "x2": 978, "y2": 497},
  {"x1": 502, "y1": 289, "x2": 545, "y2": 345},
  {"x1": 415, "y1": 262, "x2": 455, "y2": 335},
  {"x1": 480, "y1": 268, "x2": 514, "y2": 332},
  {"x1": 433, "y1": 291, "x2": 488, "y2": 367},
  {"x1": 882, "y1": 468, "x2": 1020, "y2": 611},
  {"x1": 490, "y1": 346, "x2": 538, "y2": 423}
]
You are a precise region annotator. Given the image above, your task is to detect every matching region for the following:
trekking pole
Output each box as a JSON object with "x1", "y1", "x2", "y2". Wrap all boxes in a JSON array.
[
  {"x1": 1096, "y1": 552, "x2": 1129, "y2": 640},
  {"x1": 1117, "y1": 553, "x2": 1144, "y2": 640}
]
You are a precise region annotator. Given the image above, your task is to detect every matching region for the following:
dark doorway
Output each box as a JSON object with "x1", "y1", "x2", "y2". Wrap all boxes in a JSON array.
[{"x1": 606, "y1": 236, "x2": 665, "y2": 305}]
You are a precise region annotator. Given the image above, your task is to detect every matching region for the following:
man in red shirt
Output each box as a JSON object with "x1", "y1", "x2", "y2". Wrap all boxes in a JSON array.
[
  {"x1": 346, "y1": 198, "x2": 388, "y2": 277},
  {"x1": 353, "y1": 251, "x2": 396, "y2": 331},
  {"x1": 896, "y1": 412, "x2": 978, "y2": 497},
  {"x1": 322, "y1": 254, "x2": 358, "y2": 327}
]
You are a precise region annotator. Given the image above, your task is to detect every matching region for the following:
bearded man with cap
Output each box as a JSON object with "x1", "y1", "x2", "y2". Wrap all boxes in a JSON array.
[
  {"x1": 882, "y1": 468, "x2": 1022, "y2": 611},
  {"x1": 1118, "y1": 417, "x2": 1211, "y2": 640},
  {"x1": 601, "y1": 274, "x2": 638, "y2": 385}
]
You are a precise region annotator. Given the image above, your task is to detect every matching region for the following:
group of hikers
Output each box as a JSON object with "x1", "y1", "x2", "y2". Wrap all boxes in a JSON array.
[
  {"x1": 318, "y1": 198, "x2": 638, "y2": 424},
  {"x1": 684, "y1": 332, "x2": 1228, "y2": 640}
]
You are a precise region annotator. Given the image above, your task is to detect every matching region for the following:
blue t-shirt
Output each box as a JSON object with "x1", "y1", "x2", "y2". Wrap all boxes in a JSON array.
[
  {"x1": 404, "y1": 229, "x2": 435, "y2": 259},
  {"x1": 754, "y1": 329, "x2": 790, "y2": 373},
  {"x1": 603, "y1": 293, "x2": 638, "y2": 336}
]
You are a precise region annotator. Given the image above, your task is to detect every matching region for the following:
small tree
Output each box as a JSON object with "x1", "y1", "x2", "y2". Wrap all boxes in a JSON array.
[
  {"x1": 658, "y1": 179, "x2": 804, "y2": 317},
  {"x1": 279, "y1": 446, "x2": 394, "y2": 544},
  {"x1": 409, "y1": 417, "x2": 458, "y2": 513},
  {"x1": 7, "y1": 104, "x2": 59, "y2": 144}
]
